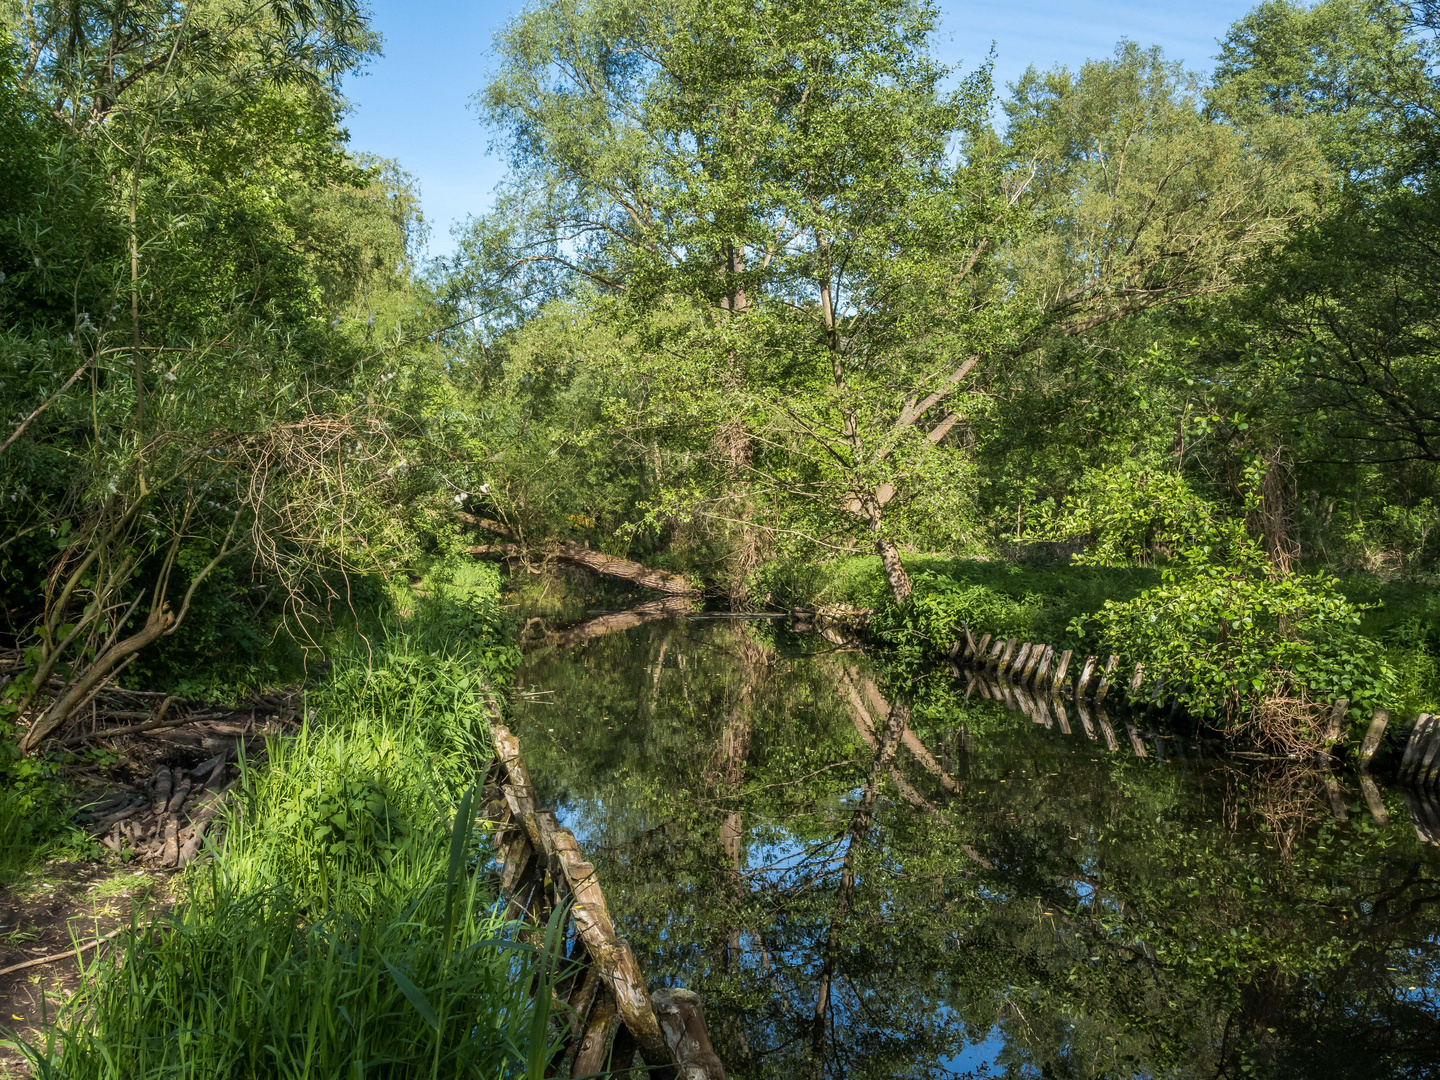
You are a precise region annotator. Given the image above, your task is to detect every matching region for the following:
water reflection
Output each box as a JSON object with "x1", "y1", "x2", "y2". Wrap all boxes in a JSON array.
[{"x1": 507, "y1": 617, "x2": 1440, "y2": 1079}]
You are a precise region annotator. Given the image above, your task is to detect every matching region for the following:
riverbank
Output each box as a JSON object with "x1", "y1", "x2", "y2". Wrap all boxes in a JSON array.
[{"x1": 1, "y1": 564, "x2": 560, "y2": 1078}]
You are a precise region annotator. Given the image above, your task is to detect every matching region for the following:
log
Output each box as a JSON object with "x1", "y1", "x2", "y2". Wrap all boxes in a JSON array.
[
  {"x1": 151, "y1": 767, "x2": 172, "y2": 816},
  {"x1": 470, "y1": 540, "x2": 698, "y2": 596},
  {"x1": 551, "y1": 597, "x2": 697, "y2": 649},
  {"x1": 1357, "y1": 708, "x2": 1388, "y2": 769},
  {"x1": 1093, "y1": 655, "x2": 1119, "y2": 703},
  {"x1": 571, "y1": 987, "x2": 619, "y2": 1078},
  {"x1": 1051, "y1": 649, "x2": 1073, "y2": 693},
  {"x1": 652, "y1": 988, "x2": 727, "y2": 1080},
  {"x1": 1074, "y1": 655, "x2": 1098, "y2": 698}
]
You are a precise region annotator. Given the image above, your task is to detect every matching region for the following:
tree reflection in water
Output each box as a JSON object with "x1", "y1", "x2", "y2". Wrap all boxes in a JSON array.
[{"x1": 509, "y1": 617, "x2": 1440, "y2": 1080}]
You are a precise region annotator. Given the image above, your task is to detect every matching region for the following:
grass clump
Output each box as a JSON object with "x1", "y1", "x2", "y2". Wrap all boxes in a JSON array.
[
  {"x1": 27, "y1": 870, "x2": 555, "y2": 1080},
  {"x1": 21, "y1": 563, "x2": 560, "y2": 1079}
]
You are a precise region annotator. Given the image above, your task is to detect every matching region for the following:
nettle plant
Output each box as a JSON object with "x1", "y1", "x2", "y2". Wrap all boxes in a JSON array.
[{"x1": 1075, "y1": 559, "x2": 1394, "y2": 746}]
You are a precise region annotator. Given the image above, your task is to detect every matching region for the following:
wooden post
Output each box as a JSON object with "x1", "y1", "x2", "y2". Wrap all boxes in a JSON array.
[
  {"x1": 1357, "y1": 773, "x2": 1389, "y2": 826},
  {"x1": 1324, "y1": 697, "x2": 1350, "y2": 747},
  {"x1": 1093, "y1": 655, "x2": 1119, "y2": 703},
  {"x1": 1323, "y1": 773, "x2": 1349, "y2": 821},
  {"x1": 652, "y1": 989, "x2": 727, "y2": 1079},
  {"x1": 571, "y1": 988, "x2": 619, "y2": 1078},
  {"x1": 1007, "y1": 642, "x2": 1031, "y2": 679},
  {"x1": 1127, "y1": 663, "x2": 1145, "y2": 703},
  {"x1": 1051, "y1": 649, "x2": 1073, "y2": 693},
  {"x1": 1424, "y1": 734, "x2": 1440, "y2": 790},
  {"x1": 973, "y1": 633, "x2": 991, "y2": 665},
  {"x1": 1357, "y1": 708, "x2": 1388, "y2": 769},
  {"x1": 1399, "y1": 714, "x2": 1433, "y2": 780},
  {"x1": 1030, "y1": 646, "x2": 1053, "y2": 688},
  {"x1": 1400, "y1": 790, "x2": 1436, "y2": 844},
  {"x1": 997, "y1": 638, "x2": 1017, "y2": 673},
  {"x1": 961, "y1": 625, "x2": 978, "y2": 659},
  {"x1": 1074, "y1": 655, "x2": 1098, "y2": 698},
  {"x1": 1020, "y1": 644, "x2": 1045, "y2": 684},
  {"x1": 1412, "y1": 722, "x2": 1440, "y2": 788}
]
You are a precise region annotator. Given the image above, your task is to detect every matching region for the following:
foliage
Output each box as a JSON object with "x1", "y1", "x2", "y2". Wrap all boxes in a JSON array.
[
  {"x1": 1075, "y1": 562, "x2": 1396, "y2": 728},
  {"x1": 25, "y1": 845, "x2": 559, "y2": 1080}
]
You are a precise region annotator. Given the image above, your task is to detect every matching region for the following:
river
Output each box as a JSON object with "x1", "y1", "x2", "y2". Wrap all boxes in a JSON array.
[{"x1": 507, "y1": 609, "x2": 1440, "y2": 1079}]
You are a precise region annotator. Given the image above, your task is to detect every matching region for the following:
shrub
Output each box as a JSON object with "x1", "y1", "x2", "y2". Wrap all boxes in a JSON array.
[{"x1": 1074, "y1": 564, "x2": 1395, "y2": 741}]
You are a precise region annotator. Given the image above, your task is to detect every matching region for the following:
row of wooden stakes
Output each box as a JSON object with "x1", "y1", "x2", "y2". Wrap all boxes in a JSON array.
[
  {"x1": 950, "y1": 627, "x2": 1396, "y2": 773},
  {"x1": 481, "y1": 712, "x2": 726, "y2": 1080}
]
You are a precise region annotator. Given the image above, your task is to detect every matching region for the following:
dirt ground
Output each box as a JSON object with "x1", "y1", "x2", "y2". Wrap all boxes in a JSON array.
[{"x1": 0, "y1": 711, "x2": 292, "y2": 1077}]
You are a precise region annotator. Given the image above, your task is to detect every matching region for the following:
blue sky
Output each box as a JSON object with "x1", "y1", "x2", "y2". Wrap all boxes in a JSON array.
[{"x1": 341, "y1": 0, "x2": 1258, "y2": 257}]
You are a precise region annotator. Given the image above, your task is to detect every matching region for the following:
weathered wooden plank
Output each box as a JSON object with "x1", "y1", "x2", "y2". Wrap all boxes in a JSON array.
[
  {"x1": 1413, "y1": 724, "x2": 1440, "y2": 790},
  {"x1": 1322, "y1": 773, "x2": 1349, "y2": 822},
  {"x1": 1074, "y1": 655, "x2": 1098, "y2": 698},
  {"x1": 1051, "y1": 649, "x2": 1073, "y2": 693},
  {"x1": 1052, "y1": 698, "x2": 1072, "y2": 736},
  {"x1": 1399, "y1": 714, "x2": 1433, "y2": 779},
  {"x1": 998, "y1": 638, "x2": 1018, "y2": 673},
  {"x1": 1324, "y1": 697, "x2": 1350, "y2": 748}
]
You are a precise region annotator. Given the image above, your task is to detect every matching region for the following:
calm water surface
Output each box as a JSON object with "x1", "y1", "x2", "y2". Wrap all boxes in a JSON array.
[{"x1": 507, "y1": 614, "x2": 1440, "y2": 1080}]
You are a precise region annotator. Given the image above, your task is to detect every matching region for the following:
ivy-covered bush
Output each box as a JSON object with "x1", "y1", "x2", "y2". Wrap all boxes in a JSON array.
[{"x1": 1073, "y1": 564, "x2": 1395, "y2": 732}]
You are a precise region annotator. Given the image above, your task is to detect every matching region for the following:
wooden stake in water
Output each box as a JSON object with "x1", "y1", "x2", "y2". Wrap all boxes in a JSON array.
[
  {"x1": 1357, "y1": 708, "x2": 1388, "y2": 769},
  {"x1": 1074, "y1": 655, "x2": 1098, "y2": 697},
  {"x1": 1008, "y1": 642, "x2": 1031, "y2": 678},
  {"x1": 1127, "y1": 663, "x2": 1145, "y2": 703},
  {"x1": 1358, "y1": 773, "x2": 1389, "y2": 826},
  {"x1": 1399, "y1": 714, "x2": 1433, "y2": 779},
  {"x1": 1094, "y1": 655, "x2": 1119, "y2": 703},
  {"x1": 1031, "y1": 645, "x2": 1053, "y2": 688},
  {"x1": 1051, "y1": 649, "x2": 1073, "y2": 693},
  {"x1": 998, "y1": 638, "x2": 1018, "y2": 673},
  {"x1": 1324, "y1": 697, "x2": 1350, "y2": 748}
]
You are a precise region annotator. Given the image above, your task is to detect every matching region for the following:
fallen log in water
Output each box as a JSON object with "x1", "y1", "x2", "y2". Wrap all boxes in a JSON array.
[
  {"x1": 478, "y1": 697, "x2": 725, "y2": 1079},
  {"x1": 470, "y1": 540, "x2": 699, "y2": 596}
]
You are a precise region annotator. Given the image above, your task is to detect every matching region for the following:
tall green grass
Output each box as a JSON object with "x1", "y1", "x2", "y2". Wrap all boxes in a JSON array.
[{"x1": 21, "y1": 564, "x2": 560, "y2": 1079}]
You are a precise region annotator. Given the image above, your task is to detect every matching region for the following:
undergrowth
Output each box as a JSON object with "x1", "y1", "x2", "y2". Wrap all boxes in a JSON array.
[{"x1": 17, "y1": 562, "x2": 561, "y2": 1079}]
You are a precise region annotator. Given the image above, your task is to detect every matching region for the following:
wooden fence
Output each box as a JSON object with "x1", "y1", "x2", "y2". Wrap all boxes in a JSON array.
[
  {"x1": 948, "y1": 627, "x2": 1397, "y2": 777},
  {"x1": 482, "y1": 713, "x2": 726, "y2": 1079}
]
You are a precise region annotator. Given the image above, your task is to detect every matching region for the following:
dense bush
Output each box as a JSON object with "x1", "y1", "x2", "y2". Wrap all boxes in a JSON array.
[{"x1": 1074, "y1": 564, "x2": 1396, "y2": 737}]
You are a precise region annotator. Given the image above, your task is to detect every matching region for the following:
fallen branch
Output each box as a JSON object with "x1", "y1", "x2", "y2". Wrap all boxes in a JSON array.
[
  {"x1": 59, "y1": 710, "x2": 231, "y2": 748},
  {"x1": 470, "y1": 541, "x2": 699, "y2": 595},
  {"x1": 0, "y1": 927, "x2": 126, "y2": 978}
]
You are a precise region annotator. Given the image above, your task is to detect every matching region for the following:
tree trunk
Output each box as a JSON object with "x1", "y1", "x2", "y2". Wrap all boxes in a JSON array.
[{"x1": 876, "y1": 536, "x2": 912, "y2": 604}]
